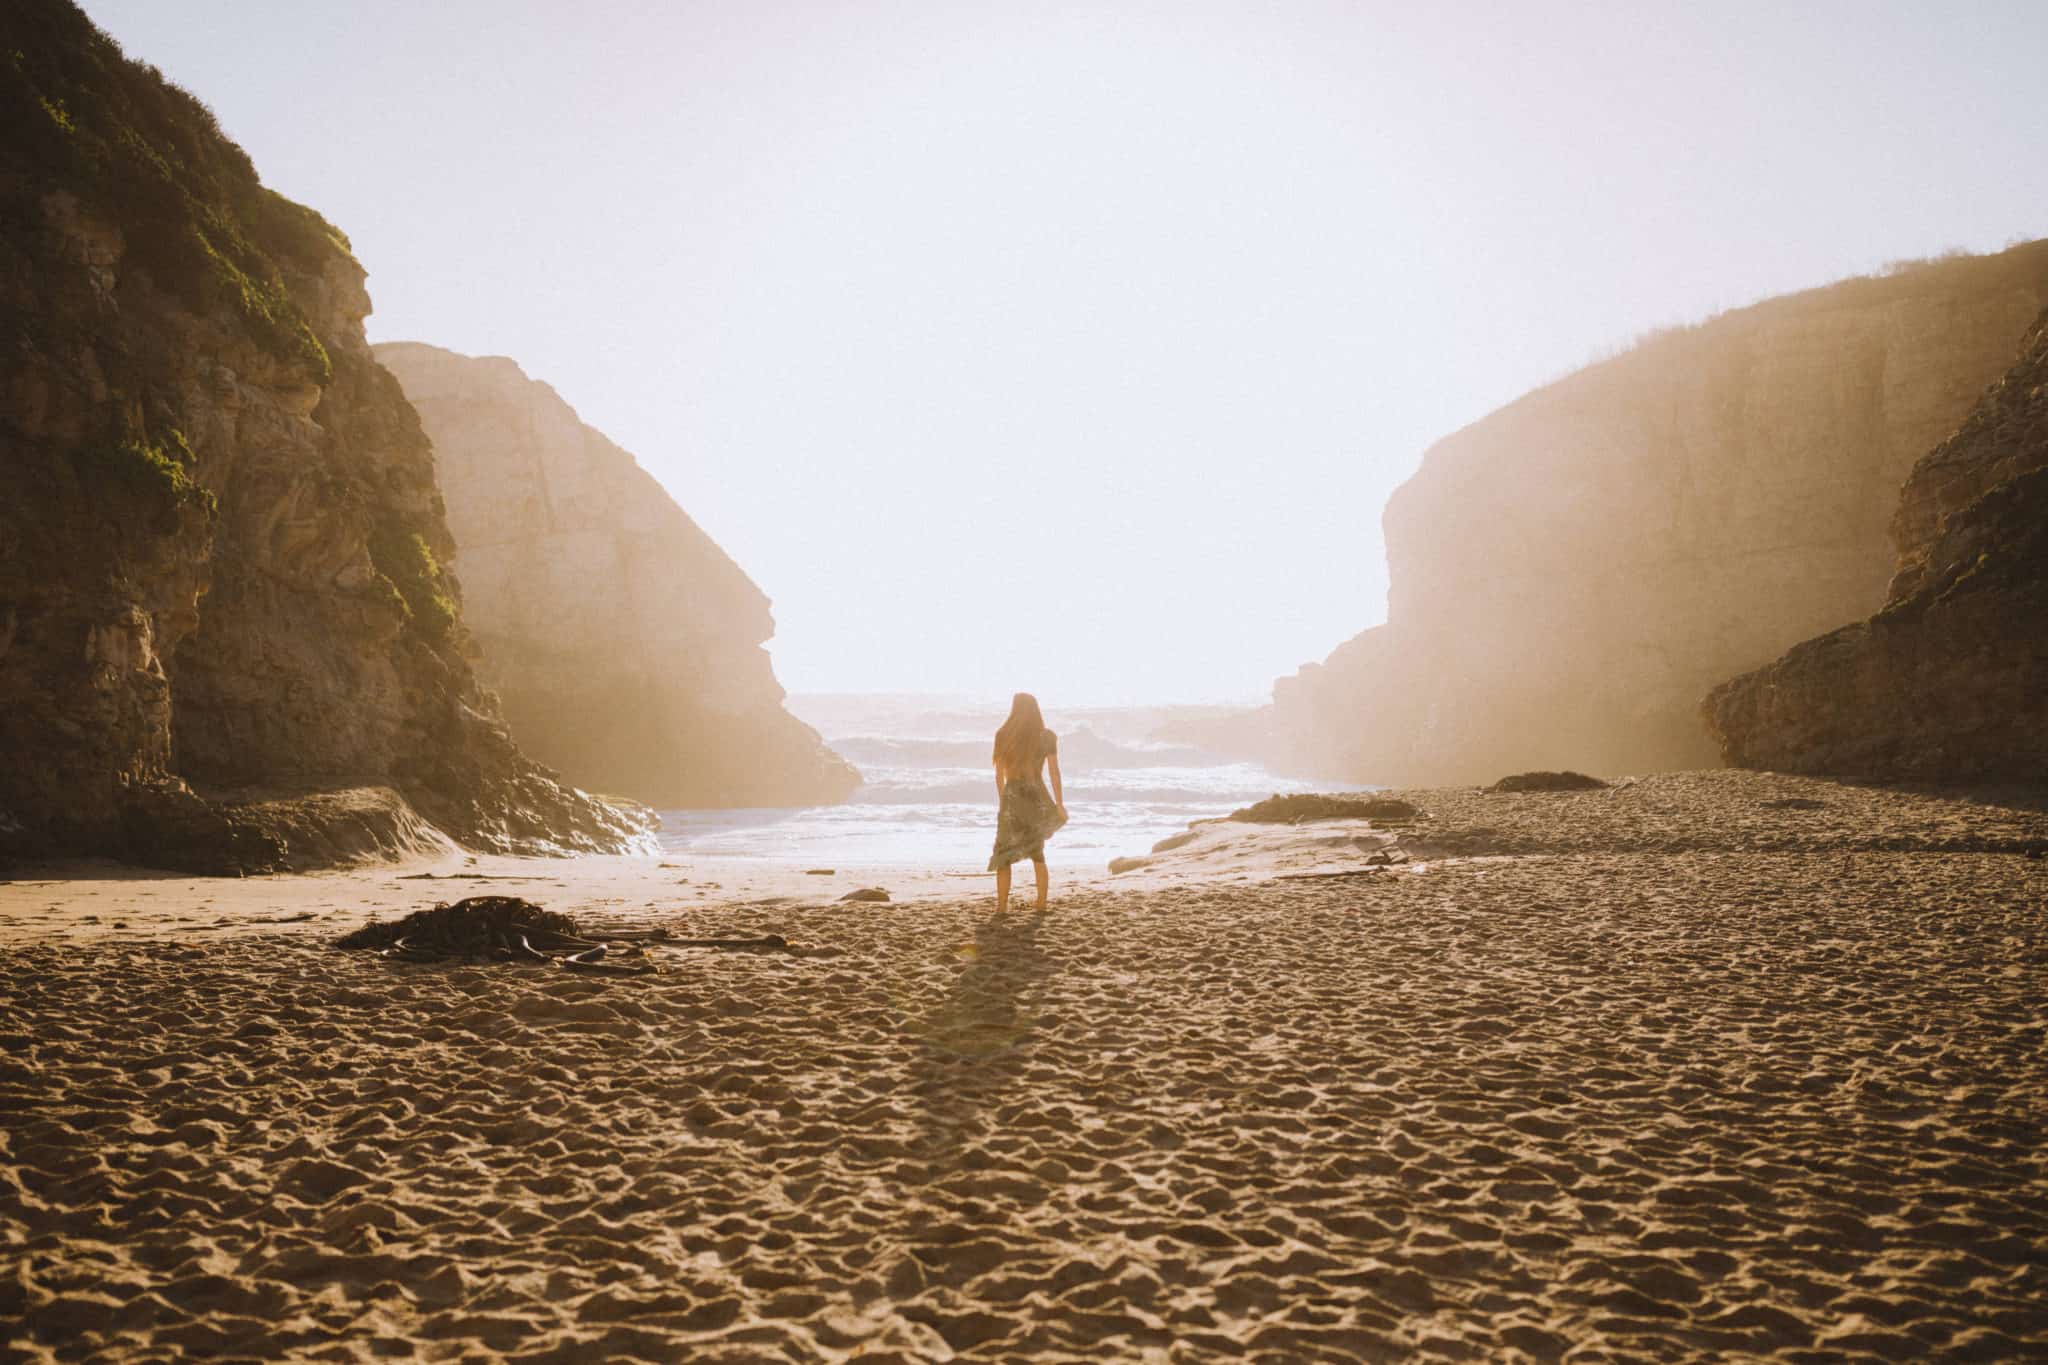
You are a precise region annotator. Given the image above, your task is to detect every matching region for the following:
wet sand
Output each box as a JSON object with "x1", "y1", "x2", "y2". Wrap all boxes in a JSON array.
[{"x1": 3, "y1": 771, "x2": 2045, "y2": 1361}]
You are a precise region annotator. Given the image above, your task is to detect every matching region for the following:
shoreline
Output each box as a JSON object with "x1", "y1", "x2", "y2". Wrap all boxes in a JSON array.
[{"x1": 12, "y1": 769, "x2": 2041, "y2": 950}]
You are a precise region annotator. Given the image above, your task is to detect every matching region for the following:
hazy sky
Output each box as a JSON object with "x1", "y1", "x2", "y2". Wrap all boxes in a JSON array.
[{"x1": 84, "y1": 1, "x2": 2047, "y2": 704}]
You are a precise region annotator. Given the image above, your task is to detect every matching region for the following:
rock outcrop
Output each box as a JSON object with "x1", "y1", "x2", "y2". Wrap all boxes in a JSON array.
[
  {"x1": 1704, "y1": 310, "x2": 2048, "y2": 777},
  {"x1": 371, "y1": 344, "x2": 859, "y2": 809},
  {"x1": 0, "y1": 1, "x2": 651, "y2": 871},
  {"x1": 1272, "y1": 242, "x2": 2048, "y2": 785}
]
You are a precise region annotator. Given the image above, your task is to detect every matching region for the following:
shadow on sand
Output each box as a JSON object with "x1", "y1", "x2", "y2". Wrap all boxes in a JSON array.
[{"x1": 905, "y1": 908, "x2": 1057, "y2": 1168}]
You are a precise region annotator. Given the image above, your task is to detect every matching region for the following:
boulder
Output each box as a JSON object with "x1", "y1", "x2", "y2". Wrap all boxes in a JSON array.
[
  {"x1": 1227, "y1": 794, "x2": 1420, "y2": 823},
  {"x1": 1488, "y1": 771, "x2": 1607, "y2": 793}
]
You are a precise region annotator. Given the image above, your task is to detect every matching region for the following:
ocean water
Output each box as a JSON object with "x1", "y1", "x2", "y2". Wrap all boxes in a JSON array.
[{"x1": 654, "y1": 696, "x2": 1353, "y2": 871}]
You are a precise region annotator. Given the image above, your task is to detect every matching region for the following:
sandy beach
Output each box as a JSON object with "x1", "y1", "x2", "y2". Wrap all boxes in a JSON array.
[
  {"x1": 4, "y1": 770, "x2": 2045, "y2": 1361},
  {"x1": 9, "y1": 5, "x2": 2046, "y2": 1362}
]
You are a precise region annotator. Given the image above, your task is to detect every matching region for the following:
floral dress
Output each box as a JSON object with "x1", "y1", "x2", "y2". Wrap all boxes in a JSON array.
[{"x1": 988, "y1": 729, "x2": 1066, "y2": 871}]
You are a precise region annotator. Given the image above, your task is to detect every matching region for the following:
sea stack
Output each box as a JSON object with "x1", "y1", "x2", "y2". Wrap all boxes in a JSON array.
[
  {"x1": 0, "y1": 2, "x2": 649, "y2": 870},
  {"x1": 372, "y1": 343, "x2": 860, "y2": 809},
  {"x1": 1269, "y1": 242, "x2": 2048, "y2": 785},
  {"x1": 1705, "y1": 309, "x2": 2048, "y2": 777}
]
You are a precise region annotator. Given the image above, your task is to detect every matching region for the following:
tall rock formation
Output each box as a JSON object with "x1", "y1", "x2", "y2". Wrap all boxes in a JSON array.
[
  {"x1": 1272, "y1": 242, "x2": 2048, "y2": 785},
  {"x1": 0, "y1": 1, "x2": 650, "y2": 870},
  {"x1": 1705, "y1": 310, "x2": 2048, "y2": 777},
  {"x1": 371, "y1": 344, "x2": 860, "y2": 809}
]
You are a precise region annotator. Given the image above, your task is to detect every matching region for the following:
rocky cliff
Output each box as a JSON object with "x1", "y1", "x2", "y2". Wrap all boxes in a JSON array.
[
  {"x1": 1272, "y1": 242, "x2": 2048, "y2": 785},
  {"x1": 0, "y1": 1, "x2": 651, "y2": 870},
  {"x1": 371, "y1": 344, "x2": 860, "y2": 809},
  {"x1": 1704, "y1": 310, "x2": 2048, "y2": 777}
]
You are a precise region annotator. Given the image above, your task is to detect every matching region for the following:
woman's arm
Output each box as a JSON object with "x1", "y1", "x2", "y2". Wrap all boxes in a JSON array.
[
  {"x1": 994, "y1": 762, "x2": 1005, "y2": 802},
  {"x1": 1048, "y1": 754, "x2": 1064, "y2": 808}
]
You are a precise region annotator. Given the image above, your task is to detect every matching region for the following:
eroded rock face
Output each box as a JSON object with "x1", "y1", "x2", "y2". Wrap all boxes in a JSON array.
[
  {"x1": 372, "y1": 343, "x2": 860, "y2": 809},
  {"x1": 1705, "y1": 310, "x2": 2048, "y2": 778},
  {"x1": 1271, "y1": 243, "x2": 2048, "y2": 785},
  {"x1": 0, "y1": 1, "x2": 650, "y2": 869}
]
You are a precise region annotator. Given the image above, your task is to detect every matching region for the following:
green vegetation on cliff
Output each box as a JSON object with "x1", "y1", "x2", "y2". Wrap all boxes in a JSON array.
[
  {"x1": 368, "y1": 519, "x2": 457, "y2": 644},
  {"x1": 0, "y1": 0, "x2": 653, "y2": 868},
  {"x1": 0, "y1": 2, "x2": 339, "y2": 381},
  {"x1": 71, "y1": 430, "x2": 216, "y2": 533}
]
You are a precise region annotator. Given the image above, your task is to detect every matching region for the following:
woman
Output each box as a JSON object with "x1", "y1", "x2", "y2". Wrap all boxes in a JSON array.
[{"x1": 987, "y1": 692, "x2": 1066, "y2": 912}]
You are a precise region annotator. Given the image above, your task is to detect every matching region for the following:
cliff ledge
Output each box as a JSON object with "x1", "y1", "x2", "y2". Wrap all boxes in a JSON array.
[
  {"x1": 0, "y1": 2, "x2": 651, "y2": 870},
  {"x1": 1271, "y1": 242, "x2": 2048, "y2": 785},
  {"x1": 374, "y1": 343, "x2": 860, "y2": 810},
  {"x1": 1704, "y1": 309, "x2": 2048, "y2": 778}
]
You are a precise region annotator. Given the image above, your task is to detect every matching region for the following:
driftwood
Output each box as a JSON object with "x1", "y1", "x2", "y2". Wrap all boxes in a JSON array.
[
  {"x1": 604, "y1": 929, "x2": 797, "y2": 952},
  {"x1": 396, "y1": 873, "x2": 544, "y2": 882}
]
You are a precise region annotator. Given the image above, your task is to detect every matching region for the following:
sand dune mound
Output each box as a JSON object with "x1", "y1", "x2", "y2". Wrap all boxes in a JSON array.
[
  {"x1": 1112, "y1": 770, "x2": 2048, "y2": 881},
  {"x1": 1386, "y1": 770, "x2": 2048, "y2": 858}
]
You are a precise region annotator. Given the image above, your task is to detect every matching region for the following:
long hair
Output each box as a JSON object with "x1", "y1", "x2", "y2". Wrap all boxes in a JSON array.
[{"x1": 992, "y1": 692, "x2": 1046, "y2": 776}]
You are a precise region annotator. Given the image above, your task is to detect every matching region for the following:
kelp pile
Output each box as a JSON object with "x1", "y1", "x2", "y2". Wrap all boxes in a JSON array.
[{"x1": 336, "y1": 896, "x2": 654, "y2": 976}]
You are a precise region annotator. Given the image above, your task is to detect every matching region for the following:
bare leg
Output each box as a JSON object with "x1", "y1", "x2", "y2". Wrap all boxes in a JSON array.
[
  {"x1": 995, "y1": 863, "x2": 1011, "y2": 913},
  {"x1": 1033, "y1": 856, "x2": 1049, "y2": 910}
]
